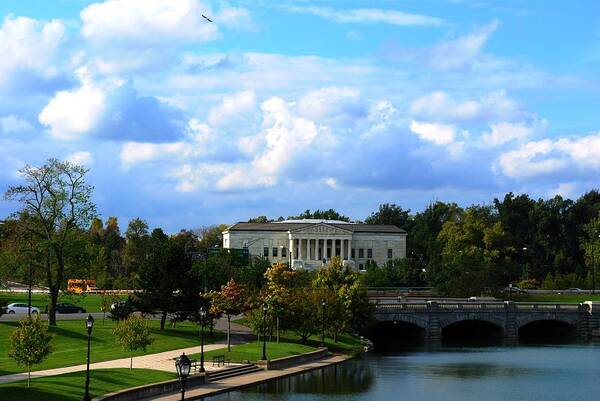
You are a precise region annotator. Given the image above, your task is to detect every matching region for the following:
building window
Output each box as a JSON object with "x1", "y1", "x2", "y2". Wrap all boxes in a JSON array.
[
  {"x1": 327, "y1": 247, "x2": 331, "y2": 258},
  {"x1": 358, "y1": 248, "x2": 364, "y2": 258},
  {"x1": 359, "y1": 263, "x2": 364, "y2": 270},
  {"x1": 281, "y1": 247, "x2": 287, "y2": 257},
  {"x1": 263, "y1": 247, "x2": 269, "y2": 257},
  {"x1": 273, "y1": 247, "x2": 278, "y2": 257},
  {"x1": 367, "y1": 248, "x2": 373, "y2": 258},
  {"x1": 388, "y1": 249, "x2": 393, "y2": 259},
  {"x1": 351, "y1": 248, "x2": 355, "y2": 259}
]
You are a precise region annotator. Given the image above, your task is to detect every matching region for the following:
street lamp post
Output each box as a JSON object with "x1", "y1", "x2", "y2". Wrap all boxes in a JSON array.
[
  {"x1": 199, "y1": 307, "x2": 206, "y2": 373},
  {"x1": 522, "y1": 247, "x2": 528, "y2": 280},
  {"x1": 83, "y1": 314, "x2": 95, "y2": 401},
  {"x1": 175, "y1": 353, "x2": 192, "y2": 401},
  {"x1": 320, "y1": 299, "x2": 327, "y2": 347},
  {"x1": 261, "y1": 303, "x2": 268, "y2": 360}
]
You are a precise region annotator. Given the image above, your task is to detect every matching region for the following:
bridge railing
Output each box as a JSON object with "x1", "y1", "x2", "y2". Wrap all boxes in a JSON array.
[{"x1": 374, "y1": 301, "x2": 586, "y2": 312}]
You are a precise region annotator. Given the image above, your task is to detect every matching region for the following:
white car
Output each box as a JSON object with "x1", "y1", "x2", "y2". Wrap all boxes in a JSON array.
[{"x1": 3, "y1": 303, "x2": 40, "y2": 314}]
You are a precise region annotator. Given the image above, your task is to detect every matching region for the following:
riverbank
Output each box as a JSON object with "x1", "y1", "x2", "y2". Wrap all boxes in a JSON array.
[{"x1": 132, "y1": 353, "x2": 352, "y2": 401}]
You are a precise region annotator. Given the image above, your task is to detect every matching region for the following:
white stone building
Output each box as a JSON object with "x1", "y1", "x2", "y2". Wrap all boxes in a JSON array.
[{"x1": 222, "y1": 219, "x2": 407, "y2": 270}]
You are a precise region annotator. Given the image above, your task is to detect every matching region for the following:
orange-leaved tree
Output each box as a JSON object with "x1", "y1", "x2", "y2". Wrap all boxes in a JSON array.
[{"x1": 210, "y1": 278, "x2": 246, "y2": 351}]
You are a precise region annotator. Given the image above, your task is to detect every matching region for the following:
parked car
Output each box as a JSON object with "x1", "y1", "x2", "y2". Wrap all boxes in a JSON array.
[
  {"x1": 54, "y1": 303, "x2": 86, "y2": 314},
  {"x1": 564, "y1": 288, "x2": 583, "y2": 294},
  {"x1": 3, "y1": 303, "x2": 40, "y2": 314},
  {"x1": 503, "y1": 286, "x2": 527, "y2": 294}
]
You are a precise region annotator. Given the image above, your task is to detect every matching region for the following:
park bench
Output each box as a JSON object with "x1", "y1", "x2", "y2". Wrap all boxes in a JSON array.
[{"x1": 212, "y1": 355, "x2": 227, "y2": 367}]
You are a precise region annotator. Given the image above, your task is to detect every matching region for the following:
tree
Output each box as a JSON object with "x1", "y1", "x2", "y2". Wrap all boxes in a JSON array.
[
  {"x1": 313, "y1": 257, "x2": 372, "y2": 340},
  {"x1": 287, "y1": 289, "x2": 319, "y2": 343},
  {"x1": 135, "y1": 229, "x2": 197, "y2": 330},
  {"x1": 9, "y1": 316, "x2": 52, "y2": 386},
  {"x1": 365, "y1": 203, "x2": 411, "y2": 229},
  {"x1": 3, "y1": 159, "x2": 96, "y2": 326},
  {"x1": 581, "y1": 212, "x2": 600, "y2": 291},
  {"x1": 263, "y1": 262, "x2": 295, "y2": 342},
  {"x1": 210, "y1": 278, "x2": 246, "y2": 351},
  {"x1": 122, "y1": 218, "x2": 150, "y2": 282},
  {"x1": 112, "y1": 315, "x2": 154, "y2": 369},
  {"x1": 287, "y1": 209, "x2": 350, "y2": 222}
]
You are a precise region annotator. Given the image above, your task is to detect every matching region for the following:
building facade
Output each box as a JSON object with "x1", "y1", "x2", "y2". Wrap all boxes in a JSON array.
[{"x1": 222, "y1": 219, "x2": 407, "y2": 270}]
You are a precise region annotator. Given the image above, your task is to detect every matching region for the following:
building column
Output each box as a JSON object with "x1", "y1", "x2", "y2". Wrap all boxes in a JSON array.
[
  {"x1": 347, "y1": 238, "x2": 352, "y2": 260},
  {"x1": 290, "y1": 237, "x2": 295, "y2": 262},
  {"x1": 340, "y1": 239, "x2": 345, "y2": 260},
  {"x1": 299, "y1": 238, "x2": 304, "y2": 261},
  {"x1": 313, "y1": 238, "x2": 317, "y2": 260},
  {"x1": 308, "y1": 238, "x2": 312, "y2": 260}
]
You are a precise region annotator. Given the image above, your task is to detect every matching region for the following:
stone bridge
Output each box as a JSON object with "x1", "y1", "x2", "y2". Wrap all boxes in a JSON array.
[{"x1": 372, "y1": 301, "x2": 600, "y2": 340}]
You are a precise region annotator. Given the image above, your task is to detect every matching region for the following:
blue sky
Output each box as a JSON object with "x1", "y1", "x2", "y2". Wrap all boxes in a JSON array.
[{"x1": 0, "y1": 0, "x2": 599, "y2": 231}]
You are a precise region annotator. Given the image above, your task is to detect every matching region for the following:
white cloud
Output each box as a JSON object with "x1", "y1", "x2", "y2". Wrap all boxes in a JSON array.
[
  {"x1": 208, "y1": 90, "x2": 256, "y2": 126},
  {"x1": 120, "y1": 118, "x2": 213, "y2": 168},
  {"x1": 0, "y1": 15, "x2": 65, "y2": 86},
  {"x1": 498, "y1": 132, "x2": 600, "y2": 179},
  {"x1": 0, "y1": 115, "x2": 34, "y2": 134},
  {"x1": 429, "y1": 20, "x2": 499, "y2": 70},
  {"x1": 38, "y1": 67, "x2": 113, "y2": 140},
  {"x1": 216, "y1": 97, "x2": 322, "y2": 190},
  {"x1": 287, "y1": 6, "x2": 442, "y2": 26},
  {"x1": 498, "y1": 139, "x2": 567, "y2": 179},
  {"x1": 81, "y1": 0, "x2": 219, "y2": 44},
  {"x1": 411, "y1": 91, "x2": 481, "y2": 121},
  {"x1": 297, "y1": 87, "x2": 363, "y2": 123},
  {"x1": 410, "y1": 120, "x2": 457, "y2": 145},
  {"x1": 66, "y1": 151, "x2": 93, "y2": 166},
  {"x1": 481, "y1": 121, "x2": 539, "y2": 147}
]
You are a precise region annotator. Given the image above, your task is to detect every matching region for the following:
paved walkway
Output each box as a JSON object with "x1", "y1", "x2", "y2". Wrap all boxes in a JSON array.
[
  {"x1": 0, "y1": 317, "x2": 255, "y2": 385},
  {"x1": 142, "y1": 354, "x2": 351, "y2": 401}
]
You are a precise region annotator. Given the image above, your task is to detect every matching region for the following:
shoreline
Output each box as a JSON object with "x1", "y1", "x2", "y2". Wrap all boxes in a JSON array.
[{"x1": 107, "y1": 353, "x2": 353, "y2": 401}]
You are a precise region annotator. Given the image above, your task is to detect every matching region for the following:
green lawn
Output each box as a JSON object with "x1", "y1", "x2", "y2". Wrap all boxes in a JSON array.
[
  {"x1": 0, "y1": 319, "x2": 221, "y2": 375},
  {"x1": 190, "y1": 330, "x2": 362, "y2": 363},
  {"x1": 0, "y1": 368, "x2": 175, "y2": 401},
  {"x1": 0, "y1": 292, "x2": 127, "y2": 313},
  {"x1": 511, "y1": 294, "x2": 600, "y2": 303}
]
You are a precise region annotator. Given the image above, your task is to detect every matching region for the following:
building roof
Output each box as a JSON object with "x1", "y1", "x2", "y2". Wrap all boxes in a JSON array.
[{"x1": 226, "y1": 221, "x2": 406, "y2": 234}]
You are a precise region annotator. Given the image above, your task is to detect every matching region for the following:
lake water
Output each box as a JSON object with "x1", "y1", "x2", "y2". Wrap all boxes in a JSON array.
[{"x1": 208, "y1": 342, "x2": 600, "y2": 401}]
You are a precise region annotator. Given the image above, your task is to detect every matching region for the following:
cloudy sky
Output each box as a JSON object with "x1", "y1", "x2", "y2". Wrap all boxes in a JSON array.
[{"x1": 1, "y1": 0, "x2": 599, "y2": 231}]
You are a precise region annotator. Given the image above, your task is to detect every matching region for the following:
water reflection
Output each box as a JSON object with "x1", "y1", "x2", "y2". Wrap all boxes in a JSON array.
[
  {"x1": 244, "y1": 360, "x2": 374, "y2": 395},
  {"x1": 208, "y1": 341, "x2": 600, "y2": 401}
]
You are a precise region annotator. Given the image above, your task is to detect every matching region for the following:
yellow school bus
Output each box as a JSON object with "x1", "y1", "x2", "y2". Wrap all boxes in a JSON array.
[{"x1": 67, "y1": 279, "x2": 97, "y2": 294}]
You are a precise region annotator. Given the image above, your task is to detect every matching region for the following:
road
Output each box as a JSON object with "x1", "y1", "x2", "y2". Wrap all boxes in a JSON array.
[{"x1": 0, "y1": 311, "x2": 105, "y2": 322}]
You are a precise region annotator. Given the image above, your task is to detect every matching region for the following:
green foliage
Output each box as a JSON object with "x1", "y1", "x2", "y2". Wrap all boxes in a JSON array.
[
  {"x1": 9, "y1": 316, "x2": 52, "y2": 386},
  {"x1": 365, "y1": 203, "x2": 411, "y2": 229},
  {"x1": 112, "y1": 316, "x2": 154, "y2": 369},
  {"x1": 287, "y1": 209, "x2": 350, "y2": 222},
  {"x1": 517, "y1": 278, "x2": 539, "y2": 290},
  {"x1": 541, "y1": 273, "x2": 555, "y2": 290},
  {"x1": 3, "y1": 159, "x2": 96, "y2": 326}
]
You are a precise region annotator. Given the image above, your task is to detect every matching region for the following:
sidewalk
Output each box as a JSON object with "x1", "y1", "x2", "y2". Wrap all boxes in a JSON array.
[
  {"x1": 0, "y1": 317, "x2": 255, "y2": 385},
  {"x1": 142, "y1": 354, "x2": 350, "y2": 401}
]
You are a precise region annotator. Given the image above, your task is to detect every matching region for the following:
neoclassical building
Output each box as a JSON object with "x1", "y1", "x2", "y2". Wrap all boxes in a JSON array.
[{"x1": 222, "y1": 219, "x2": 407, "y2": 270}]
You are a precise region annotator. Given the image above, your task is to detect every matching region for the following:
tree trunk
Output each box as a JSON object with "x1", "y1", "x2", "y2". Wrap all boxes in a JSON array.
[
  {"x1": 227, "y1": 314, "x2": 231, "y2": 352},
  {"x1": 48, "y1": 246, "x2": 66, "y2": 327},
  {"x1": 27, "y1": 365, "x2": 30, "y2": 388},
  {"x1": 160, "y1": 311, "x2": 167, "y2": 330},
  {"x1": 130, "y1": 351, "x2": 133, "y2": 369},
  {"x1": 276, "y1": 317, "x2": 280, "y2": 344}
]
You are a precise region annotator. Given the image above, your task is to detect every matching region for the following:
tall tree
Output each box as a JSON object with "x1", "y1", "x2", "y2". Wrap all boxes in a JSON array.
[
  {"x1": 4, "y1": 159, "x2": 96, "y2": 325},
  {"x1": 365, "y1": 203, "x2": 411, "y2": 229},
  {"x1": 288, "y1": 209, "x2": 350, "y2": 222},
  {"x1": 135, "y1": 229, "x2": 193, "y2": 330}
]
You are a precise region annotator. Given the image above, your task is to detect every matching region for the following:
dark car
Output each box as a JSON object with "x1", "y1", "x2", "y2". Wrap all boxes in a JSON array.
[{"x1": 54, "y1": 303, "x2": 86, "y2": 314}]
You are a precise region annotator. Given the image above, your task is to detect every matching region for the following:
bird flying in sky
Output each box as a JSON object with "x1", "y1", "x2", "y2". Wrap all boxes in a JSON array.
[{"x1": 202, "y1": 14, "x2": 213, "y2": 23}]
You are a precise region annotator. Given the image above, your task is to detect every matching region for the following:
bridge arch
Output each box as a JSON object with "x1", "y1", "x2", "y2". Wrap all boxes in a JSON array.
[
  {"x1": 517, "y1": 316, "x2": 578, "y2": 339},
  {"x1": 440, "y1": 315, "x2": 505, "y2": 341},
  {"x1": 439, "y1": 314, "x2": 506, "y2": 331}
]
